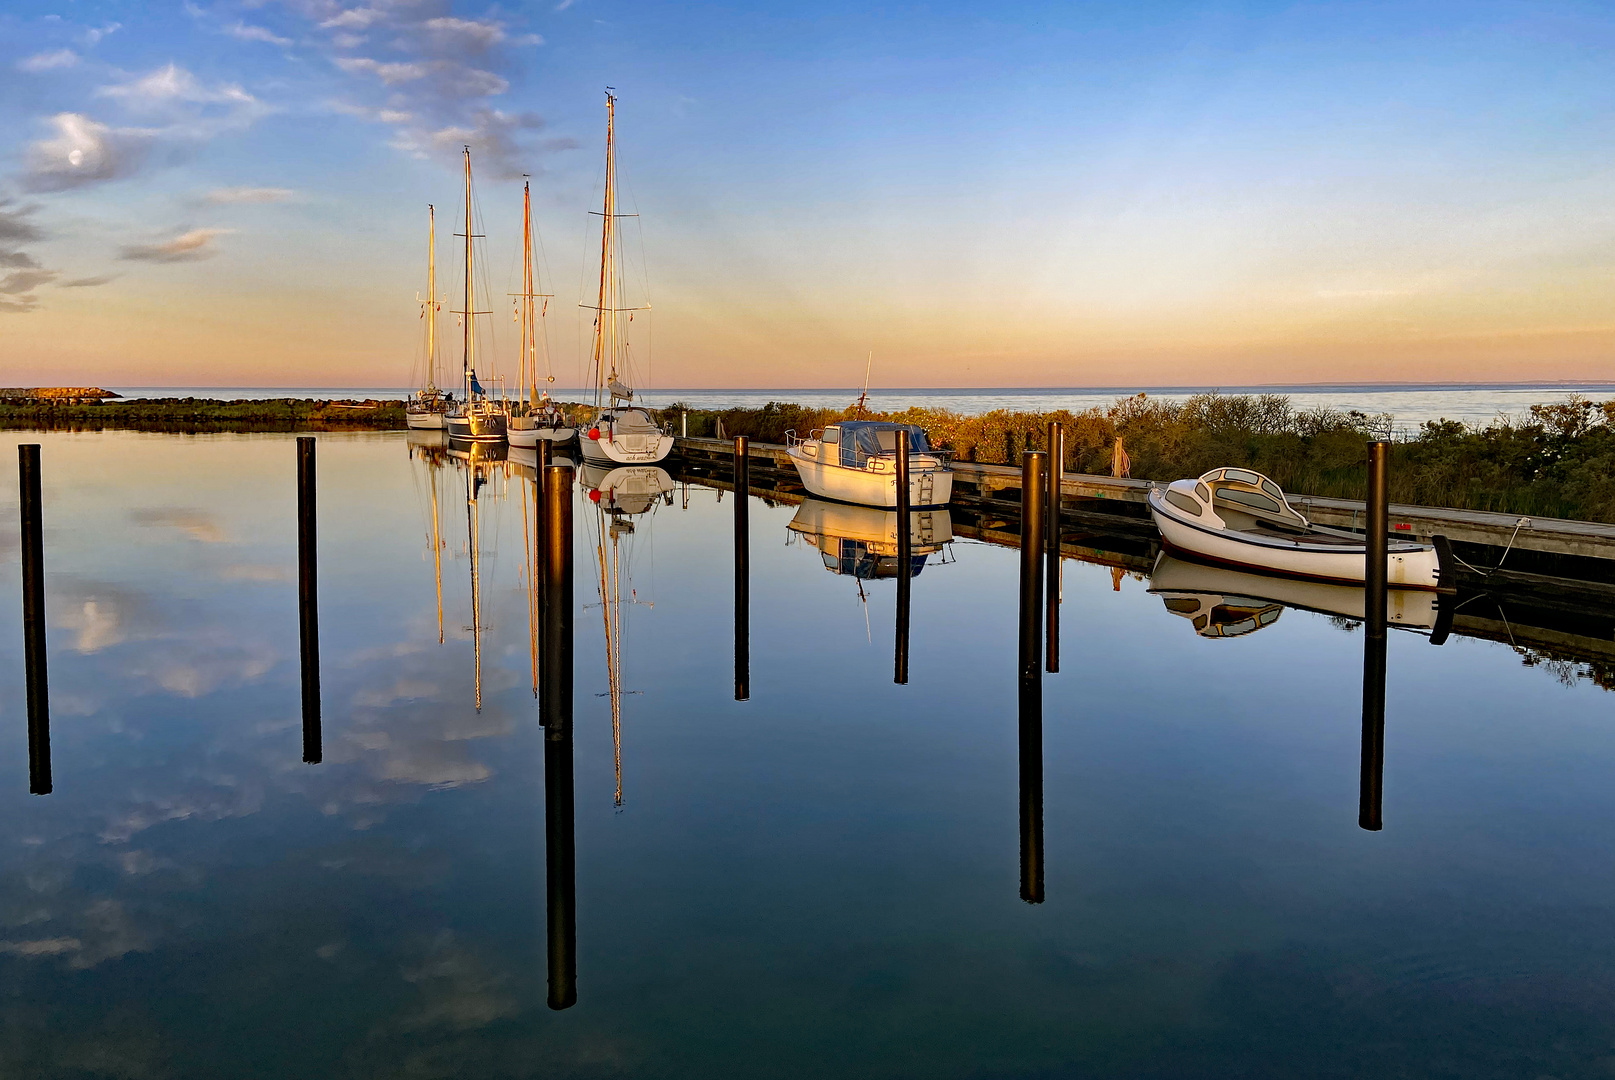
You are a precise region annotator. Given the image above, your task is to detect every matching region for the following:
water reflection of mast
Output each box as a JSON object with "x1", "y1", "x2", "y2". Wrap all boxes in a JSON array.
[
  {"x1": 462, "y1": 460, "x2": 494, "y2": 712},
  {"x1": 594, "y1": 507, "x2": 625, "y2": 806}
]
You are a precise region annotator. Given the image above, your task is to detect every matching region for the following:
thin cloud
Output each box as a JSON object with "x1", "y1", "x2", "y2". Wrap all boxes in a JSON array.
[
  {"x1": 82, "y1": 22, "x2": 122, "y2": 47},
  {"x1": 18, "y1": 49, "x2": 79, "y2": 73},
  {"x1": 118, "y1": 228, "x2": 233, "y2": 264},
  {"x1": 0, "y1": 200, "x2": 47, "y2": 245},
  {"x1": 226, "y1": 22, "x2": 292, "y2": 46},
  {"x1": 22, "y1": 113, "x2": 157, "y2": 193},
  {"x1": 1, "y1": 270, "x2": 59, "y2": 294},
  {"x1": 98, "y1": 63, "x2": 258, "y2": 111},
  {"x1": 204, "y1": 186, "x2": 295, "y2": 204},
  {"x1": 59, "y1": 275, "x2": 118, "y2": 288}
]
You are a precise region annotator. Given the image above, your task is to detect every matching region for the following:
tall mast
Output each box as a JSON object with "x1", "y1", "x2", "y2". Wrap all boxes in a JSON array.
[
  {"x1": 463, "y1": 146, "x2": 474, "y2": 402},
  {"x1": 590, "y1": 90, "x2": 618, "y2": 408},
  {"x1": 522, "y1": 178, "x2": 533, "y2": 407},
  {"x1": 427, "y1": 205, "x2": 438, "y2": 392}
]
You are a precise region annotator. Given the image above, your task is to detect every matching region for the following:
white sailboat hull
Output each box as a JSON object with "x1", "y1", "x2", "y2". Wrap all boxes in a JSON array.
[
  {"x1": 580, "y1": 434, "x2": 673, "y2": 464},
  {"x1": 1149, "y1": 489, "x2": 1442, "y2": 589},
  {"x1": 785, "y1": 447, "x2": 952, "y2": 509},
  {"x1": 406, "y1": 410, "x2": 447, "y2": 430},
  {"x1": 508, "y1": 424, "x2": 576, "y2": 448}
]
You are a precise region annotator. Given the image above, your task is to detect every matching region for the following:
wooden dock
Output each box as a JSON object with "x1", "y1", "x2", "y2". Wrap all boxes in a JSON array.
[{"x1": 673, "y1": 435, "x2": 1615, "y2": 562}]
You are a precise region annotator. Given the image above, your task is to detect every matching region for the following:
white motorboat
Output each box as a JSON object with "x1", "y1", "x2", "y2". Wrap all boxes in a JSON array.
[
  {"x1": 505, "y1": 177, "x2": 575, "y2": 449},
  {"x1": 443, "y1": 146, "x2": 506, "y2": 445},
  {"x1": 785, "y1": 421, "x2": 952, "y2": 508},
  {"x1": 578, "y1": 92, "x2": 672, "y2": 466},
  {"x1": 1148, "y1": 467, "x2": 1447, "y2": 589},
  {"x1": 786, "y1": 497, "x2": 953, "y2": 579},
  {"x1": 405, "y1": 204, "x2": 450, "y2": 430},
  {"x1": 1148, "y1": 552, "x2": 1440, "y2": 639}
]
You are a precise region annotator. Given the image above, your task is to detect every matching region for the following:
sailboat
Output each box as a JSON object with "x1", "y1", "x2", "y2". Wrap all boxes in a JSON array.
[
  {"x1": 507, "y1": 177, "x2": 575, "y2": 449},
  {"x1": 445, "y1": 146, "x2": 508, "y2": 444},
  {"x1": 406, "y1": 205, "x2": 451, "y2": 429},
  {"x1": 579, "y1": 90, "x2": 673, "y2": 466}
]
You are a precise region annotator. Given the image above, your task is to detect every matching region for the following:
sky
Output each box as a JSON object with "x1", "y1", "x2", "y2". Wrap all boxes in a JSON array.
[{"x1": 1, "y1": 0, "x2": 1613, "y2": 391}]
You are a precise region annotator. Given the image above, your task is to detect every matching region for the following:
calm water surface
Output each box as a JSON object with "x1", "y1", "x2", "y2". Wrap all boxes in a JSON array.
[{"x1": 3, "y1": 430, "x2": 1614, "y2": 1077}]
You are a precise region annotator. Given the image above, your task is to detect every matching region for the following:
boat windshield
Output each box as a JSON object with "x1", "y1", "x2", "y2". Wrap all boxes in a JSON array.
[{"x1": 836, "y1": 422, "x2": 932, "y2": 467}]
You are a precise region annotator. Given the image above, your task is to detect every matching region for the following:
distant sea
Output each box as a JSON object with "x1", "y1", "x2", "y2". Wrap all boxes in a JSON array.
[{"x1": 108, "y1": 383, "x2": 1615, "y2": 430}]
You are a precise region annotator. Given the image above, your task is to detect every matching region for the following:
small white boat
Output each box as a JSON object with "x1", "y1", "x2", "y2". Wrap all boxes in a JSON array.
[
  {"x1": 787, "y1": 498, "x2": 953, "y2": 579},
  {"x1": 1148, "y1": 467, "x2": 1446, "y2": 589},
  {"x1": 508, "y1": 397, "x2": 575, "y2": 448},
  {"x1": 785, "y1": 421, "x2": 952, "y2": 508},
  {"x1": 1148, "y1": 552, "x2": 1440, "y2": 639}
]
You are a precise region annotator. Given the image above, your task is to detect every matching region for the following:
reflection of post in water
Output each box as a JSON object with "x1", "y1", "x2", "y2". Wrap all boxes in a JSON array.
[
  {"x1": 540, "y1": 465, "x2": 577, "y2": 1010},
  {"x1": 522, "y1": 442, "x2": 551, "y2": 699},
  {"x1": 1019, "y1": 451, "x2": 1046, "y2": 902},
  {"x1": 19, "y1": 445, "x2": 51, "y2": 795},
  {"x1": 895, "y1": 434, "x2": 911, "y2": 685},
  {"x1": 1045, "y1": 421, "x2": 1062, "y2": 674},
  {"x1": 298, "y1": 437, "x2": 322, "y2": 765},
  {"x1": 734, "y1": 436, "x2": 749, "y2": 701},
  {"x1": 1360, "y1": 441, "x2": 1389, "y2": 831}
]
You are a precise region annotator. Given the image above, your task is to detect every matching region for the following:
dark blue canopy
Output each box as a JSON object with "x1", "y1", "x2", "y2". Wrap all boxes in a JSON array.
[{"x1": 829, "y1": 422, "x2": 932, "y2": 467}]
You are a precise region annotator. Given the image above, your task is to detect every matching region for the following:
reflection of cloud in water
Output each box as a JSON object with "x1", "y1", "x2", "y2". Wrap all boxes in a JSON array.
[
  {"x1": 0, "y1": 900, "x2": 151, "y2": 970},
  {"x1": 399, "y1": 933, "x2": 518, "y2": 1031},
  {"x1": 133, "y1": 640, "x2": 278, "y2": 698},
  {"x1": 129, "y1": 507, "x2": 229, "y2": 542},
  {"x1": 217, "y1": 562, "x2": 294, "y2": 583},
  {"x1": 49, "y1": 578, "x2": 151, "y2": 654}
]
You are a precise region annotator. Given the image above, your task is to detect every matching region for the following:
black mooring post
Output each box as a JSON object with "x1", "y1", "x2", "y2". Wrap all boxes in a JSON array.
[
  {"x1": 540, "y1": 464, "x2": 577, "y2": 1010},
  {"x1": 19, "y1": 445, "x2": 50, "y2": 795},
  {"x1": 734, "y1": 436, "x2": 750, "y2": 701},
  {"x1": 1360, "y1": 440, "x2": 1390, "y2": 830},
  {"x1": 895, "y1": 434, "x2": 911, "y2": 685},
  {"x1": 1019, "y1": 451, "x2": 1046, "y2": 902},
  {"x1": 297, "y1": 437, "x2": 321, "y2": 765},
  {"x1": 1045, "y1": 422, "x2": 1062, "y2": 674},
  {"x1": 1019, "y1": 452, "x2": 1046, "y2": 681}
]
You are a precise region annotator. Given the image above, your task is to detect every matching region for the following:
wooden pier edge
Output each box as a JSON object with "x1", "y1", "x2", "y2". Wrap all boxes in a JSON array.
[{"x1": 671, "y1": 435, "x2": 1615, "y2": 561}]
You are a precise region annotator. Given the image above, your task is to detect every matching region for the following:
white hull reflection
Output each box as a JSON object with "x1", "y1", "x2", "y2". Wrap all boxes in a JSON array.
[
  {"x1": 787, "y1": 498, "x2": 953, "y2": 579},
  {"x1": 1148, "y1": 551, "x2": 1440, "y2": 639},
  {"x1": 581, "y1": 464, "x2": 675, "y2": 515},
  {"x1": 507, "y1": 445, "x2": 577, "y2": 479}
]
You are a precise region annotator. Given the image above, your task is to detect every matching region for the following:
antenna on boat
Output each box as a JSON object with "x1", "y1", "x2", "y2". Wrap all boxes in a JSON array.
[{"x1": 855, "y1": 350, "x2": 873, "y2": 418}]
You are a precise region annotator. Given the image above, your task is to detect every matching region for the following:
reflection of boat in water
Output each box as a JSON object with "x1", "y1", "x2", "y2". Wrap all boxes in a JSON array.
[
  {"x1": 443, "y1": 445, "x2": 509, "y2": 710},
  {"x1": 407, "y1": 431, "x2": 451, "y2": 643},
  {"x1": 1149, "y1": 467, "x2": 1444, "y2": 589},
  {"x1": 786, "y1": 498, "x2": 953, "y2": 579},
  {"x1": 1149, "y1": 552, "x2": 1439, "y2": 639},
  {"x1": 582, "y1": 460, "x2": 669, "y2": 807},
  {"x1": 581, "y1": 464, "x2": 674, "y2": 516}
]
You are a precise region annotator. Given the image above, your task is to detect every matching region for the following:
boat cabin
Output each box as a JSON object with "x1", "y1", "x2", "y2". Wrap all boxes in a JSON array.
[
  {"x1": 813, "y1": 422, "x2": 935, "y2": 468},
  {"x1": 1159, "y1": 468, "x2": 1311, "y2": 534}
]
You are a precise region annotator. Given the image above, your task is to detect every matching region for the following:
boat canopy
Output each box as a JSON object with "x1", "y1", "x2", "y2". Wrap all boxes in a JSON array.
[
  {"x1": 825, "y1": 422, "x2": 933, "y2": 468},
  {"x1": 1183, "y1": 467, "x2": 1310, "y2": 529}
]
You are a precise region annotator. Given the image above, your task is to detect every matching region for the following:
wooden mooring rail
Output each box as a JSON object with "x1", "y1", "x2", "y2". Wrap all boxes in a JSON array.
[{"x1": 673, "y1": 436, "x2": 1615, "y2": 563}]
